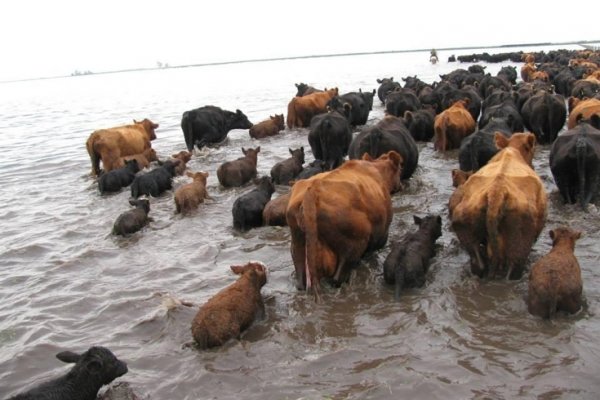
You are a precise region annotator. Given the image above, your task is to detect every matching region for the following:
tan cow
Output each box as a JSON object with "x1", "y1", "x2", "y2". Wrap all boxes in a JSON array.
[
  {"x1": 433, "y1": 99, "x2": 476, "y2": 151},
  {"x1": 568, "y1": 97, "x2": 600, "y2": 129},
  {"x1": 286, "y1": 88, "x2": 338, "y2": 128},
  {"x1": 86, "y1": 119, "x2": 158, "y2": 175},
  {"x1": 449, "y1": 132, "x2": 547, "y2": 279},
  {"x1": 286, "y1": 151, "x2": 403, "y2": 301},
  {"x1": 249, "y1": 114, "x2": 285, "y2": 139}
]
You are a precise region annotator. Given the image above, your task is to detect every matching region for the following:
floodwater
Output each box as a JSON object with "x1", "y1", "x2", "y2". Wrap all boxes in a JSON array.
[{"x1": 1, "y1": 45, "x2": 599, "y2": 400}]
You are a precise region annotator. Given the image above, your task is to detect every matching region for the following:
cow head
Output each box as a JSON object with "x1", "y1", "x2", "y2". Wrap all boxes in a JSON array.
[
  {"x1": 231, "y1": 262, "x2": 268, "y2": 288},
  {"x1": 295, "y1": 83, "x2": 309, "y2": 97},
  {"x1": 230, "y1": 109, "x2": 253, "y2": 129},
  {"x1": 135, "y1": 118, "x2": 159, "y2": 140},
  {"x1": 495, "y1": 132, "x2": 536, "y2": 167},
  {"x1": 549, "y1": 227, "x2": 581, "y2": 250},
  {"x1": 187, "y1": 171, "x2": 209, "y2": 184},
  {"x1": 451, "y1": 169, "x2": 473, "y2": 187},
  {"x1": 271, "y1": 114, "x2": 285, "y2": 130},
  {"x1": 362, "y1": 150, "x2": 404, "y2": 193}
]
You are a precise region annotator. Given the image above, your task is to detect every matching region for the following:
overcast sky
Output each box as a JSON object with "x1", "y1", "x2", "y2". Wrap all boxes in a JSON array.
[{"x1": 0, "y1": 0, "x2": 597, "y2": 81}]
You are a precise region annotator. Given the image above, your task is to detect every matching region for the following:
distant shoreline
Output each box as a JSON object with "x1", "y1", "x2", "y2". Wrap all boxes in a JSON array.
[{"x1": 2, "y1": 39, "x2": 599, "y2": 84}]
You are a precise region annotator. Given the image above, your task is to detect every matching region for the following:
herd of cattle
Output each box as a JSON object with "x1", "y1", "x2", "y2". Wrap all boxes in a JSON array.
[{"x1": 10, "y1": 47, "x2": 600, "y2": 400}]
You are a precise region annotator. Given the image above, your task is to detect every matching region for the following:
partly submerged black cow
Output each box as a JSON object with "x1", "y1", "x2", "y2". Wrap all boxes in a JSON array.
[
  {"x1": 348, "y1": 115, "x2": 419, "y2": 180},
  {"x1": 550, "y1": 117, "x2": 600, "y2": 210},
  {"x1": 181, "y1": 106, "x2": 253, "y2": 151},
  {"x1": 308, "y1": 108, "x2": 353, "y2": 171},
  {"x1": 458, "y1": 118, "x2": 514, "y2": 172},
  {"x1": 376, "y1": 77, "x2": 401, "y2": 104}
]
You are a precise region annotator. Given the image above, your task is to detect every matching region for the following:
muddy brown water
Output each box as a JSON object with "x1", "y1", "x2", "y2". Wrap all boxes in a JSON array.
[{"x1": 1, "y1": 46, "x2": 599, "y2": 399}]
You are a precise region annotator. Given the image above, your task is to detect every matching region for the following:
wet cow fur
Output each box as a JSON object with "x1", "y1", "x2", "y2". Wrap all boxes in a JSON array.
[
  {"x1": 383, "y1": 214, "x2": 442, "y2": 300},
  {"x1": 528, "y1": 227, "x2": 583, "y2": 318},
  {"x1": 434, "y1": 99, "x2": 476, "y2": 151},
  {"x1": 216, "y1": 147, "x2": 261, "y2": 188},
  {"x1": 191, "y1": 262, "x2": 267, "y2": 349},
  {"x1": 262, "y1": 192, "x2": 291, "y2": 227},
  {"x1": 232, "y1": 176, "x2": 275, "y2": 231},
  {"x1": 112, "y1": 199, "x2": 150, "y2": 236},
  {"x1": 7, "y1": 346, "x2": 128, "y2": 400},
  {"x1": 181, "y1": 106, "x2": 253, "y2": 151}
]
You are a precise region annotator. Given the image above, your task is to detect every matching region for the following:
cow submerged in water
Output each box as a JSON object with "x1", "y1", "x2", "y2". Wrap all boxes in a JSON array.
[{"x1": 286, "y1": 151, "x2": 403, "y2": 301}]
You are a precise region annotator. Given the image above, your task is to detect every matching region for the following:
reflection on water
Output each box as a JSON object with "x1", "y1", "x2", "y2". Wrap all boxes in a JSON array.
[{"x1": 1, "y1": 45, "x2": 599, "y2": 399}]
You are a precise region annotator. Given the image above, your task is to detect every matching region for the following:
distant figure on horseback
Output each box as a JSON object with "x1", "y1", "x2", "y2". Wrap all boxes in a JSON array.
[{"x1": 430, "y1": 49, "x2": 439, "y2": 64}]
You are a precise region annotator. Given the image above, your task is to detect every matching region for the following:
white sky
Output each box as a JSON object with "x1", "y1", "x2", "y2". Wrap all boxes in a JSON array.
[{"x1": 0, "y1": 0, "x2": 597, "y2": 81}]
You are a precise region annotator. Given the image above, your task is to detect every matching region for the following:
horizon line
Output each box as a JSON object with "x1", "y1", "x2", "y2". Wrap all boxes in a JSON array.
[{"x1": 2, "y1": 39, "x2": 599, "y2": 84}]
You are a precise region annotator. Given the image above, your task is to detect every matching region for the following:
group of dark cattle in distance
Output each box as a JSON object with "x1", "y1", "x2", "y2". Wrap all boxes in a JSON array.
[{"x1": 12, "y1": 47, "x2": 600, "y2": 400}]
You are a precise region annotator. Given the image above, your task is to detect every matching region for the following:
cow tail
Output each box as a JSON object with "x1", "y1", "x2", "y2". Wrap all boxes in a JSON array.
[
  {"x1": 434, "y1": 118, "x2": 446, "y2": 151},
  {"x1": 184, "y1": 112, "x2": 195, "y2": 152},
  {"x1": 576, "y1": 136, "x2": 588, "y2": 210},
  {"x1": 287, "y1": 99, "x2": 296, "y2": 129},
  {"x1": 486, "y1": 183, "x2": 507, "y2": 279},
  {"x1": 369, "y1": 128, "x2": 382, "y2": 157},
  {"x1": 86, "y1": 134, "x2": 100, "y2": 176},
  {"x1": 302, "y1": 185, "x2": 320, "y2": 298},
  {"x1": 469, "y1": 136, "x2": 480, "y2": 171}
]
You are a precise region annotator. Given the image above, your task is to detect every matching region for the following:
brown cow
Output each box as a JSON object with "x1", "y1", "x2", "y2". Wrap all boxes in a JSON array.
[
  {"x1": 568, "y1": 97, "x2": 600, "y2": 129},
  {"x1": 191, "y1": 262, "x2": 267, "y2": 349},
  {"x1": 86, "y1": 119, "x2": 158, "y2": 175},
  {"x1": 528, "y1": 227, "x2": 583, "y2": 318},
  {"x1": 286, "y1": 88, "x2": 339, "y2": 128},
  {"x1": 286, "y1": 151, "x2": 403, "y2": 301},
  {"x1": 520, "y1": 62, "x2": 537, "y2": 82},
  {"x1": 171, "y1": 150, "x2": 192, "y2": 176},
  {"x1": 174, "y1": 171, "x2": 210, "y2": 214},
  {"x1": 433, "y1": 99, "x2": 476, "y2": 151},
  {"x1": 249, "y1": 114, "x2": 285, "y2": 139},
  {"x1": 216, "y1": 147, "x2": 260, "y2": 187},
  {"x1": 449, "y1": 132, "x2": 547, "y2": 279},
  {"x1": 121, "y1": 147, "x2": 158, "y2": 170},
  {"x1": 262, "y1": 192, "x2": 291, "y2": 226}
]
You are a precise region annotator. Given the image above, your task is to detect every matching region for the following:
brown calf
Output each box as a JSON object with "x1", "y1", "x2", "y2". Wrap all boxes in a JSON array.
[
  {"x1": 191, "y1": 262, "x2": 267, "y2": 349},
  {"x1": 171, "y1": 150, "x2": 192, "y2": 176},
  {"x1": 528, "y1": 227, "x2": 583, "y2": 318},
  {"x1": 216, "y1": 147, "x2": 261, "y2": 187},
  {"x1": 174, "y1": 171, "x2": 210, "y2": 214},
  {"x1": 121, "y1": 147, "x2": 158, "y2": 170},
  {"x1": 262, "y1": 192, "x2": 291, "y2": 226},
  {"x1": 249, "y1": 114, "x2": 285, "y2": 139}
]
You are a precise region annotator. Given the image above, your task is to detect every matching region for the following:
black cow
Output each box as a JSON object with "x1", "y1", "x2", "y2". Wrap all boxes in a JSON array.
[
  {"x1": 181, "y1": 106, "x2": 253, "y2": 151},
  {"x1": 441, "y1": 85, "x2": 482, "y2": 121},
  {"x1": 130, "y1": 160, "x2": 179, "y2": 198},
  {"x1": 458, "y1": 118, "x2": 514, "y2": 172},
  {"x1": 7, "y1": 346, "x2": 127, "y2": 400},
  {"x1": 478, "y1": 74, "x2": 511, "y2": 99},
  {"x1": 348, "y1": 115, "x2": 419, "y2": 180},
  {"x1": 479, "y1": 98, "x2": 524, "y2": 132},
  {"x1": 113, "y1": 199, "x2": 150, "y2": 236},
  {"x1": 385, "y1": 88, "x2": 421, "y2": 118},
  {"x1": 403, "y1": 108, "x2": 435, "y2": 142},
  {"x1": 338, "y1": 90, "x2": 375, "y2": 126},
  {"x1": 270, "y1": 147, "x2": 305, "y2": 185},
  {"x1": 383, "y1": 214, "x2": 442, "y2": 300},
  {"x1": 550, "y1": 117, "x2": 600, "y2": 210},
  {"x1": 570, "y1": 79, "x2": 600, "y2": 100},
  {"x1": 308, "y1": 109, "x2": 352, "y2": 170},
  {"x1": 497, "y1": 66, "x2": 518, "y2": 85},
  {"x1": 98, "y1": 159, "x2": 140, "y2": 194},
  {"x1": 521, "y1": 90, "x2": 567, "y2": 144},
  {"x1": 296, "y1": 159, "x2": 326, "y2": 180},
  {"x1": 376, "y1": 77, "x2": 401, "y2": 104},
  {"x1": 232, "y1": 176, "x2": 275, "y2": 231}
]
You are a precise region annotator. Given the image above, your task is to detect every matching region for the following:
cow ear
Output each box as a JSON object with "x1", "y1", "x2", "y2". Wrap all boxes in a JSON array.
[
  {"x1": 372, "y1": 89, "x2": 376, "y2": 95},
  {"x1": 404, "y1": 111, "x2": 413, "y2": 123},
  {"x1": 56, "y1": 351, "x2": 80, "y2": 364},
  {"x1": 256, "y1": 146, "x2": 261, "y2": 153},
  {"x1": 574, "y1": 230, "x2": 582, "y2": 240},
  {"x1": 413, "y1": 215, "x2": 422, "y2": 225},
  {"x1": 186, "y1": 171, "x2": 194, "y2": 178},
  {"x1": 230, "y1": 265, "x2": 244, "y2": 275},
  {"x1": 549, "y1": 229, "x2": 556, "y2": 241},
  {"x1": 242, "y1": 147, "x2": 247, "y2": 154},
  {"x1": 361, "y1": 152, "x2": 373, "y2": 161},
  {"x1": 300, "y1": 146, "x2": 304, "y2": 153},
  {"x1": 377, "y1": 79, "x2": 383, "y2": 83},
  {"x1": 289, "y1": 148, "x2": 293, "y2": 155},
  {"x1": 295, "y1": 83, "x2": 300, "y2": 88},
  {"x1": 236, "y1": 109, "x2": 242, "y2": 115},
  {"x1": 526, "y1": 133, "x2": 536, "y2": 149},
  {"x1": 494, "y1": 132, "x2": 510, "y2": 149}
]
